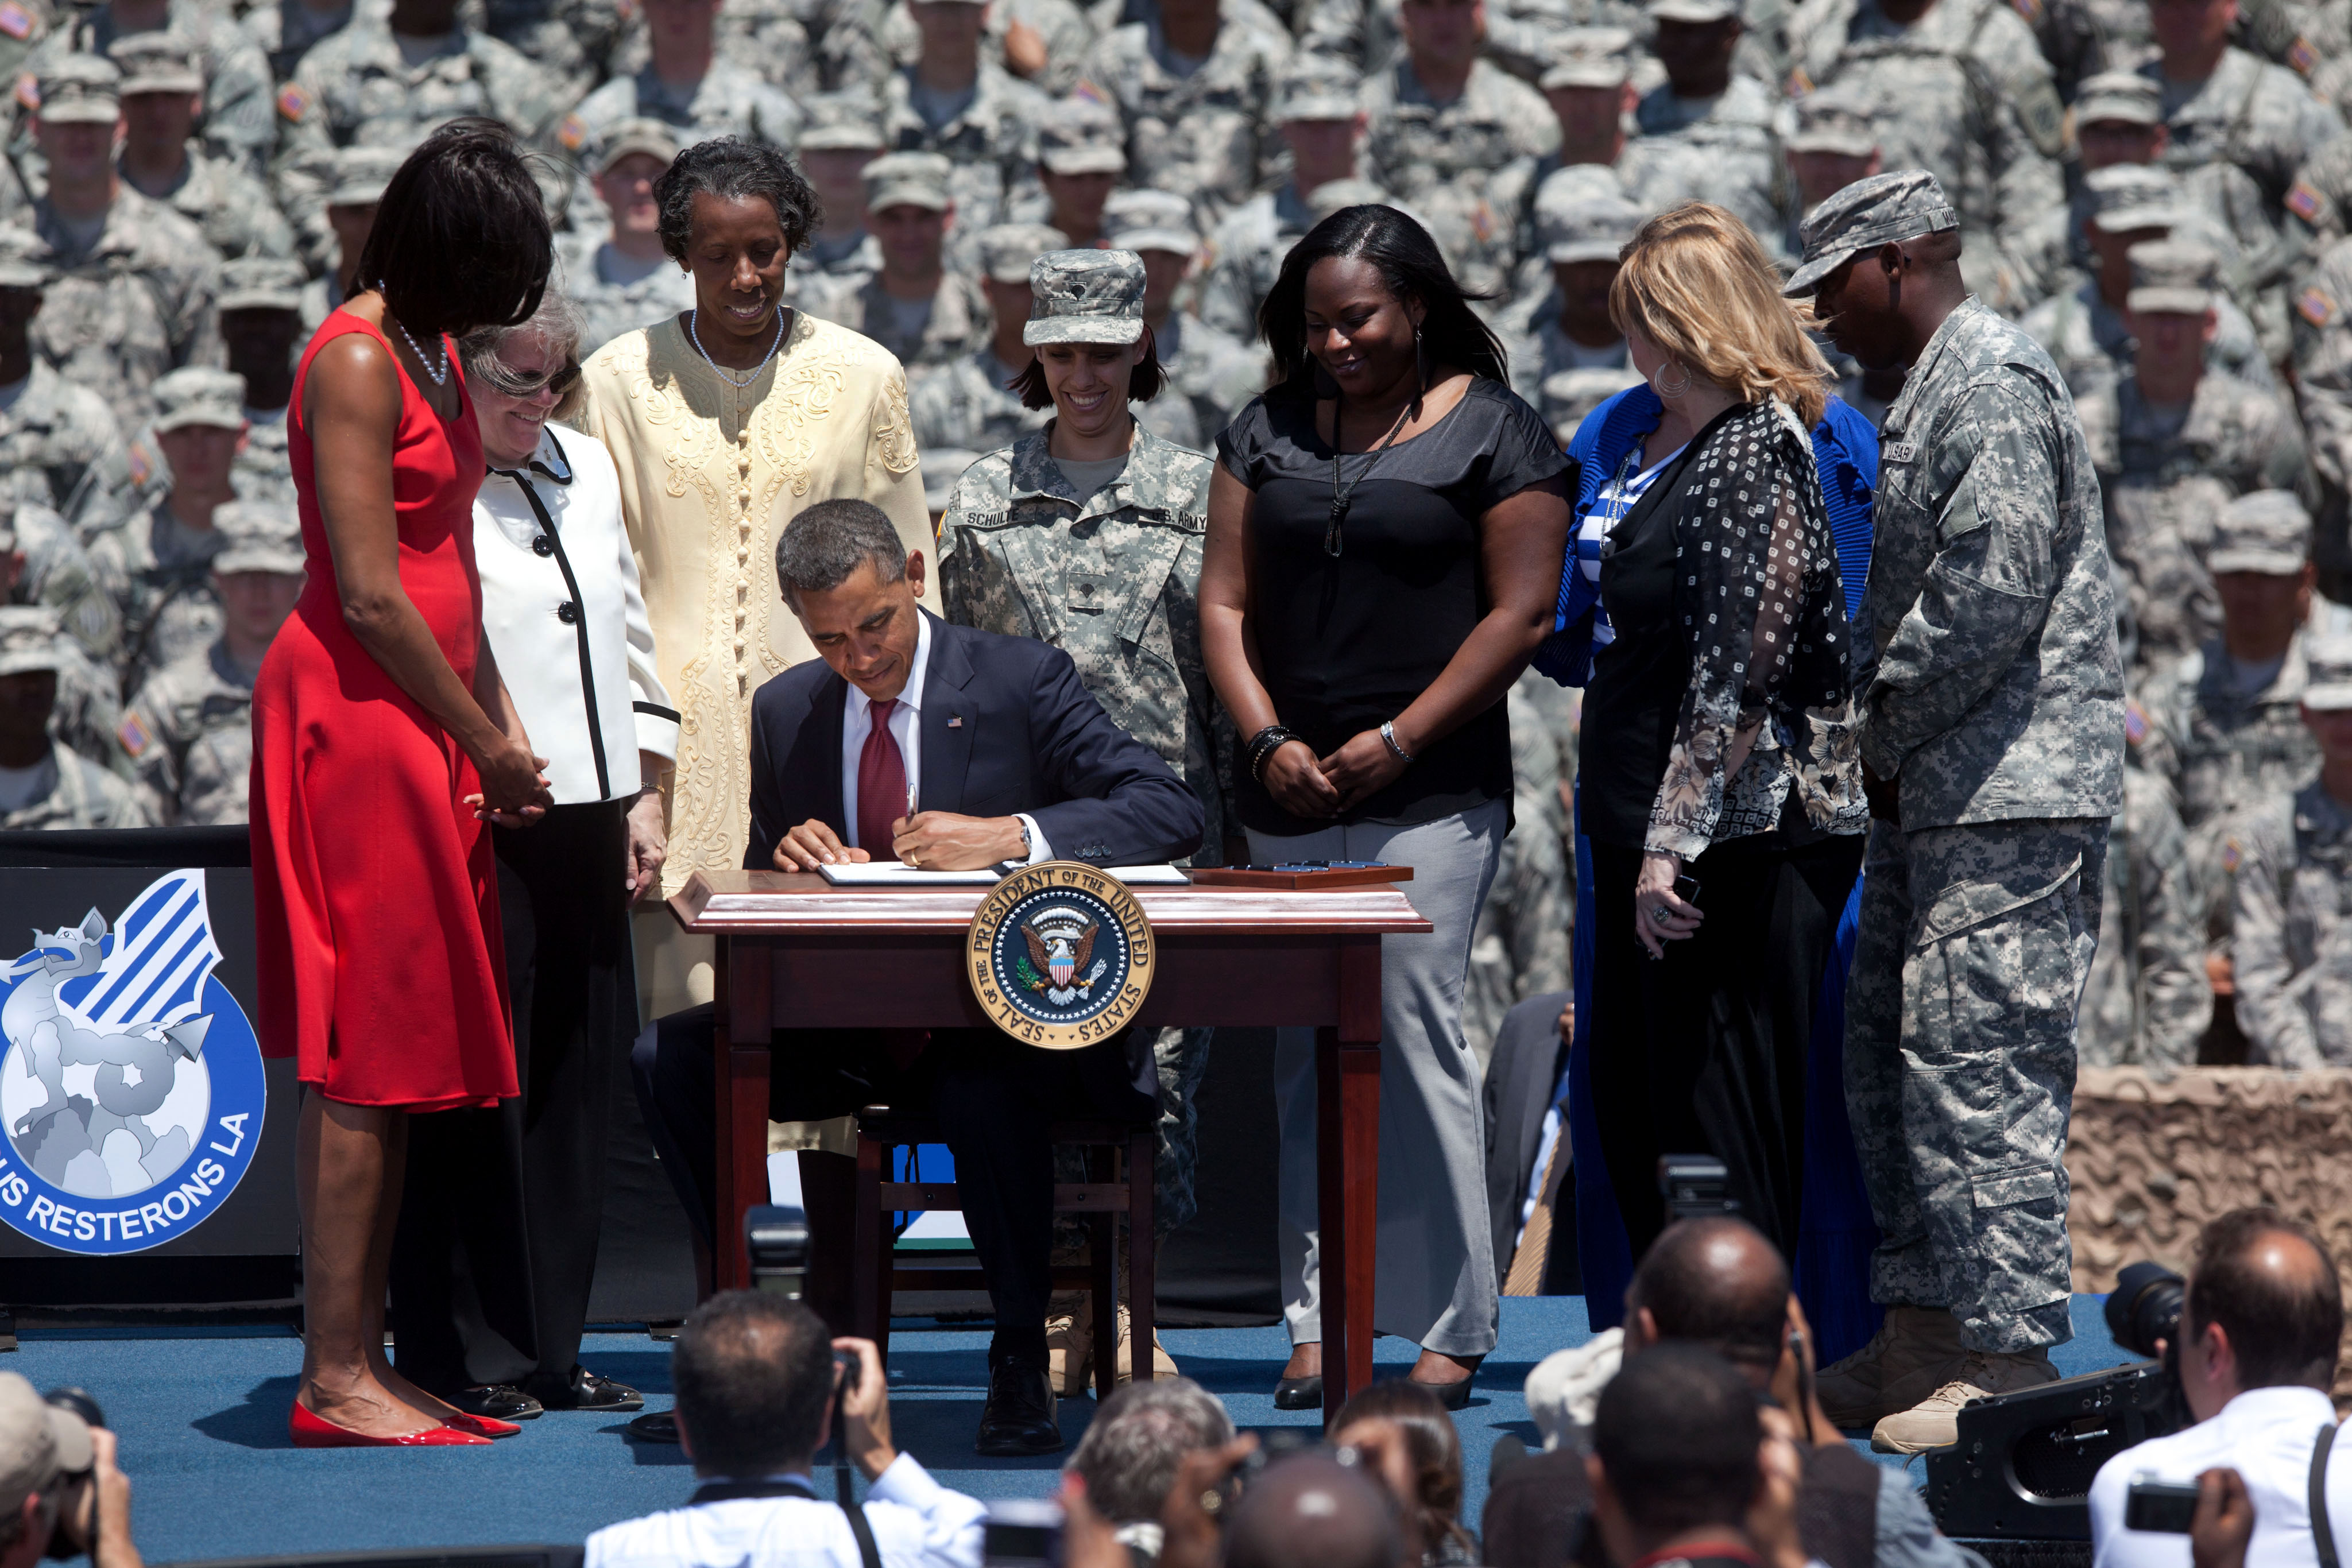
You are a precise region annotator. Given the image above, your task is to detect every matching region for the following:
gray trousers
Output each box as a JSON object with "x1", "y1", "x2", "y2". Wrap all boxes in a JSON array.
[
  {"x1": 1250, "y1": 800, "x2": 1507, "y2": 1357},
  {"x1": 1843, "y1": 816, "x2": 2107, "y2": 1353}
]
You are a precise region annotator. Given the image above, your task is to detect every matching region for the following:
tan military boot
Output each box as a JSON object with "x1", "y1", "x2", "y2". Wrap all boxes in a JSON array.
[
  {"x1": 1870, "y1": 1348, "x2": 2060, "y2": 1454},
  {"x1": 1046, "y1": 1292, "x2": 1093, "y2": 1397},
  {"x1": 1814, "y1": 1306, "x2": 1968, "y2": 1428},
  {"x1": 1110, "y1": 1303, "x2": 1179, "y2": 1385}
]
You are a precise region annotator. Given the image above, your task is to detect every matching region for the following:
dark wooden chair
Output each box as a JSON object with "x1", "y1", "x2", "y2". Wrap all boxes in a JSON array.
[{"x1": 850, "y1": 1110, "x2": 1155, "y2": 1401}]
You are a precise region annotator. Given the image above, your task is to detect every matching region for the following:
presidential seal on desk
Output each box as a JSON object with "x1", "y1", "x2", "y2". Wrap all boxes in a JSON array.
[{"x1": 966, "y1": 861, "x2": 1155, "y2": 1048}]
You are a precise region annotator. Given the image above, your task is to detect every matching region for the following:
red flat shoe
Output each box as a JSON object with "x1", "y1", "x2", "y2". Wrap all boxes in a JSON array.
[
  {"x1": 289, "y1": 1401, "x2": 492, "y2": 1447},
  {"x1": 443, "y1": 1411, "x2": 522, "y2": 1439}
]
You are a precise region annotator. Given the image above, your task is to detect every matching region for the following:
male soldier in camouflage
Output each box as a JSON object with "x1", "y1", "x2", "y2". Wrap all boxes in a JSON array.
[
  {"x1": 2141, "y1": 492, "x2": 2330, "y2": 1008},
  {"x1": 1357, "y1": 0, "x2": 1556, "y2": 302},
  {"x1": 790, "y1": 94, "x2": 887, "y2": 292},
  {"x1": 1017, "y1": 94, "x2": 1124, "y2": 250},
  {"x1": 554, "y1": 0, "x2": 801, "y2": 198},
  {"x1": 1503, "y1": 191, "x2": 1635, "y2": 416},
  {"x1": 3, "y1": 501, "x2": 122, "y2": 687},
  {"x1": 215, "y1": 256, "x2": 301, "y2": 504},
  {"x1": 1081, "y1": 0, "x2": 1289, "y2": 222},
  {"x1": 275, "y1": 0, "x2": 570, "y2": 170},
  {"x1": 1197, "y1": 56, "x2": 1371, "y2": 340},
  {"x1": 477, "y1": 0, "x2": 644, "y2": 103},
  {"x1": 0, "y1": 227, "x2": 134, "y2": 535},
  {"x1": 1461, "y1": 672, "x2": 1572, "y2": 1066},
  {"x1": 291, "y1": 146, "x2": 404, "y2": 331},
  {"x1": 2232, "y1": 633, "x2": 2352, "y2": 1066},
  {"x1": 2078, "y1": 763, "x2": 2211, "y2": 1068},
  {"x1": 1101, "y1": 189, "x2": 1266, "y2": 451},
  {"x1": 1782, "y1": 82, "x2": 1881, "y2": 241},
  {"x1": 1526, "y1": 35, "x2": 1637, "y2": 203},
  {"x1": 876, "y1": 0, "x2": 1097, "y2": 97},
  {"x1": 20, "y1": 0, "x2": 274, "y2": 176},
  {"x1": 119, "y1": 498, "x2": 300, "y2": 824},
  {"x1": 1616, "y1": 0, "x2": 1793, "y2": 262},
  {"x1": 0, "y1": 606, "x2": 145, "y2": 827},
  {"x1": 935, "y1": 246, "x2": 1225, "y2": 1390},
  {"x1": 1788, "y1": 172, "x2": 2123, "y2": 1453},
  {"x1": 241, "y1": 0, "x2": 358, "y2": 85},
  {"x1": 797, "y1": 153, "x2": 991, "y2": 375},
  {"x1": 880, "y1": 0, "x2": 1049, "y2": 249},
  {"x1": 2292, "y1": 225, "x2": 2352, "y2": 594},
  {"x1": 910, "y1": 221, "x2": 1062, "y2": 452},
  {"x1": 2138, "y1": 0, "x2": 2342, "y2": 219},
  {"x1": 24, "y1": 59, "x2": 222, "y2": 433},
  {"x1": 1782, "y1": 0, "x2": 2065, "y2": 314},
  {"x1": 102, "y1": 35, "x2": 295, "y2": 265},
  {"x1": 558, "y1": 121, "x2": 697, "y2": 360},
  {"x1": 2077, "y1": 241, "x2": 2310, "y2": 677},
  {"x1": 89, "y1": 366, "x2": 244, "y2": 695}
]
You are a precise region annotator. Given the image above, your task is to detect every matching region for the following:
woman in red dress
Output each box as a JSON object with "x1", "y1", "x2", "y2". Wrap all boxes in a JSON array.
[{"x1": 250, "y1": 119, "x2": 556, "y2": 1447}]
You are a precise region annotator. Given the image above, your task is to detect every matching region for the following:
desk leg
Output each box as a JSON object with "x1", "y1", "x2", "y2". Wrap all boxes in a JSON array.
[
  {"x1": 713, "y1": 940, "x2": 773, "y2": 1292},
  {"x1": 1318, "y1": 935, "x2": 1383, "y2": 1424}
]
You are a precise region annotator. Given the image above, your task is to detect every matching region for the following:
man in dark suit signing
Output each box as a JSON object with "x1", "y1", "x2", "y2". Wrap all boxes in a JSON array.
[{"x1": 632, "y1": 498, "x2": 1203, "y2": 1458}]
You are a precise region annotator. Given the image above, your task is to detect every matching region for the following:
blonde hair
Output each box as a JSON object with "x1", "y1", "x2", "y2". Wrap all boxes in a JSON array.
[{"x1": 1610, "y1": 203, "x2": 1833, "y2": 426}]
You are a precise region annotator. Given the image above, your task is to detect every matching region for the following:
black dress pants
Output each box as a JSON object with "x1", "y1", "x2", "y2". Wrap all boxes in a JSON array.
[
  {"x1": 630, "y1": 1013, "x2": 1154, "y2": 1369},
  {"x1": 1585, "y1": 828, "x2": 1863, "y2": 1264},
  {"x1": 390, "y1": 799, "x2": 635, "y2": 1395}
]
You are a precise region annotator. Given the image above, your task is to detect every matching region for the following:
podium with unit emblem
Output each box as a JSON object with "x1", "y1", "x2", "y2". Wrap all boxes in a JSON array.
[{"x1": 670, "y1": 867, "x2": 1430, "y2": 1422}]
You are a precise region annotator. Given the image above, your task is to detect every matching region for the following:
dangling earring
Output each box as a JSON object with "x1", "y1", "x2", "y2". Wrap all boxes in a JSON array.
[
  {"x1": 1413, "y1": 321, "x2": 1428, "y2": 414},
  {"x1": 1651, "y1": 358, "x2": 1693, "y2": 401}
]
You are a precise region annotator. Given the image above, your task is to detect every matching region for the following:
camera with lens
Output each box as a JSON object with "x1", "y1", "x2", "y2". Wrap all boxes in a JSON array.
[
  {"x1": 2105, "y1": 1260, "x2": 2194, "y2": 1432},
  {"x1": 41, "y1": 1388, "x2": 102, "y2": 1562},
  {"x1": 1658, "y1": 1155, "x2": 1738, "y2": 1222},
  {"x1": 745, "y1": 1205, "x2": 811, "y2": 1300}
]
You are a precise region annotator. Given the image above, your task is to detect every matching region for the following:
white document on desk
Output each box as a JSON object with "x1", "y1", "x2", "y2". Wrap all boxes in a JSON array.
[{"x1": 817, "y1": 861, "x2": 1191, "y2": 886}]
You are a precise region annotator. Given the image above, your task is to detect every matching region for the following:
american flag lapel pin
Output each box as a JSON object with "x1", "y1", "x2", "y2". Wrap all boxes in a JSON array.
[{"x1": 947, "y1": 715, "x2": 964, "y2": 728}]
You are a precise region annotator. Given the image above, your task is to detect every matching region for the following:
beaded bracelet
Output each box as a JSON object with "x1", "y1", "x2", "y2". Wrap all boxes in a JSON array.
[{"x1": 1247, "y1": 725, "x2": 1302, "y2": 784}]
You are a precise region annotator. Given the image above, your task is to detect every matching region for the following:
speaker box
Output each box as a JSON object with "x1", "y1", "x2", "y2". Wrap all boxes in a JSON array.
[{"x1": 1925, "y1": 1360, "x2": 2184, "y2": 1540}]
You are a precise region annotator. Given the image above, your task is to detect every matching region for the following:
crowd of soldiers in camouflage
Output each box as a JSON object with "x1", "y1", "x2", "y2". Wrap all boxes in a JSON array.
[{"x1": 2, "y1": 0, "x2": 2351, "y2": 1062}]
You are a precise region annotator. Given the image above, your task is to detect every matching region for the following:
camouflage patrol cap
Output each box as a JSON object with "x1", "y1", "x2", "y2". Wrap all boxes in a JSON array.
[
  {"x1": 1648, "y1": 0, "x2": 1739, "y2": 22},
  {"x1": 2124, "y1": 237, "x2": 2216, "y2": 315},
  {"x1": 1024, "y1": 249, "x2": 1146, "y2": 346},
  {"x1": 36, "y1": 56, "x2": 122, "y2": 125},
  {"x1": 1786, "y1": 81, "x2": 1878, "y2": 157},
  {"x1": 0, "y1": 605, "x2": 67, "y2": 677},
  {"x1": 797, "y1": 91, "x2": 887, "y2": 153},
  {"x1": 218, "y1": 254, "x2": 306, "y2": 312},
  {"x1": 1038, "y1": 95, "x2": 1127, "y2": 176},
  {"x1": 2074, "y1": 69, "x2": 2162, "y2": 127},
  {"x1": 0, "y1": 227, "x2": 47, "y2": 289},
  {"x1": 2209, "y1": 491, "x2": 2311, "y2": 577},
  {"x1": 1541, "y1": 365, "x2": 1644, "y2": 440},
  {"x1": 1540, "y1": 29, "x2": 1636, "y2": 90},
  {"x1": 1275, "y1": 55, "x2": 1361, "y2": 121},
  {"x1": 922, "y1": 448, "x2": 981, "y2": 516},
  {"x1": 1306, "y1": 177, "x2": 1387, "y2": 222},
  {"x1": 864, "y1": 151, "x2": 953, "y2": 214},
  {"x1": 1104, "y1": 188, "x2": 1197, "y2": 257},
  {"x1": 152, "y1": 367, "x2": 247, "y2": 433},
  {"x1": 591, "y1": 116, "x2": 679, "y2": 175},
  {"x1": 110, "y1": 33, "x2": 204, "y2": 96},
  {"x1": 1539, "y1": 189, "x2": 1640, "y2": 264},
  {"x1": 2086, "y1": 163, "x2": 2181, "y2": 234},
  {"x1": 2305, "y1": 634, "x2": 2352, "y2": 711},
  {"x1": 980, "y1": 223, "x2": 1068, "y2": 285},
  {"x1": 328, "y1": 145, "x2": 409, "y2": 208},
  {"x1": 211, "y1": 498, "x2": 307, "y2": 576},
  {"x1": 1784, "y1": 169, "x2": 1957, "y2": 297}
]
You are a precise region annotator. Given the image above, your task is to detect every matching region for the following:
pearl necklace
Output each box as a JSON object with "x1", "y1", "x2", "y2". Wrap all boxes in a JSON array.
[
  {"x1": 377, "y1": 284, "x2": 449, "y2": 386},
  {"x1": 688, "y1": 304, "x2": 786, "y2": 389}
]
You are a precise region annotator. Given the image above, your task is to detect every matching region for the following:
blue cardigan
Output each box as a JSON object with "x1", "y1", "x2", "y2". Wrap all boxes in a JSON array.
[{"x1": 1530, "y1": 384, "x2": 1879, "y2": 687}]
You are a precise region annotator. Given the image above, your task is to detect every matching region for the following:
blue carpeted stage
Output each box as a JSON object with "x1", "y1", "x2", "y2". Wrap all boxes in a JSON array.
[{"x1": 11, "y1": 1295, "x2": 2144, "y2": 1565}]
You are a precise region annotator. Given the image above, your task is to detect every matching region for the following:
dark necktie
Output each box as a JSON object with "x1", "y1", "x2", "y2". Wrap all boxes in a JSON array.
[{"x1": 857, "y1": 696, "x2": 907, "y2": 859}]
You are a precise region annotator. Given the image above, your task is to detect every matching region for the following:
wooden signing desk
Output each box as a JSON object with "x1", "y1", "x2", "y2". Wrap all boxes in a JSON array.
[{"x1": 670, "y1": 869, "x2": 1430, "y2": 1420}]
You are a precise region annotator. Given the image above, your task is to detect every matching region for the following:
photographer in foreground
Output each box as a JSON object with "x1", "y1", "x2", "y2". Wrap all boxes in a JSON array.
[
  {"x1": 0, "y1": 1375, "x2": 140, "y2": 1568},
  {"x1": 2088, "y1": 1209, "x2": 2345, "y2": 1568}
]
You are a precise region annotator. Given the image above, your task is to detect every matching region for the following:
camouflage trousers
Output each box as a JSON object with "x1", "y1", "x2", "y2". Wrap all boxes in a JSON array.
[
  {"x1": 1844, "y1": 816, "x2": 2107, "y2": 1353},
  {"x1": 1053, "y1": 1024, "x2": 1216, "y2": 1249}
]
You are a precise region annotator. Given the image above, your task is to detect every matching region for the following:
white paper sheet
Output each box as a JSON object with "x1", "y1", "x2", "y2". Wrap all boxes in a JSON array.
[{"x1": 815, "y1": 861, "x2": 1190, "y2": 886}]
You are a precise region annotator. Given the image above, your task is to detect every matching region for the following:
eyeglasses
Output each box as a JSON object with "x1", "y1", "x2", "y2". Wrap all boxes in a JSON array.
[{"x1": 477, "y1": 360, "x2": 582, "y2": 400}]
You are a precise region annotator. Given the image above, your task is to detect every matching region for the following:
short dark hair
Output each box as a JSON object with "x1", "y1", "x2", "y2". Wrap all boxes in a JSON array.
[
  {"x1": 776, "y1": 497, "x2": 909, "y2": 606},
  {"x1": 1627, "y1": 1217, "x2": 1790, "y2": 1370},
  {"x1": 2185, "y1": 1207, "x2": 2343, "y2": 1391},
  {"x1": 1593, "y1": 1343, "x2": 1761, "y2": 1535},
  {"x1": 1257, "y1": 204, "x2": 1507, "y2": 389},
  {"x1": 671, "y1": 1291, "x2": 836, "y2": 1477},
  {"x1": 656, "y1": 138, "x2": 819, "y2": 264},
  {"x1": 1007, "y1": 327, "x2": 1167, "y2": 408},
  {"x1": 358, "y1": 119, "x2": 551, "y2": 340},
  {"x1": 1064, "y1": 1378, "x2": 1235, "y2": 1523}
]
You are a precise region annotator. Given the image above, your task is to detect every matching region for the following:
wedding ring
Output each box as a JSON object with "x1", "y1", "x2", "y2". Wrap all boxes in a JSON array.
[{"x1": 1651, "y1": 905, "x2": 1672, "y2": 926}]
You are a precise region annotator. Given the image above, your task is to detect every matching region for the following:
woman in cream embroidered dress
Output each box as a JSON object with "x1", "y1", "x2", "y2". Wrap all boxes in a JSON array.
[{"x1": 578, "y1": 138, "x2": 930, "y2": 1023}]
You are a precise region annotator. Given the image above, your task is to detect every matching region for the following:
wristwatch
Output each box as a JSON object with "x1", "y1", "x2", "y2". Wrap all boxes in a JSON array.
[{"x1": 1016, "y1": 818, "x2": 1032, "y2": 859}]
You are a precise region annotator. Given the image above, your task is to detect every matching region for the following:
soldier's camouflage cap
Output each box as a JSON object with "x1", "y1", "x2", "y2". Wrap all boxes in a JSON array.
[
  {"x1": 1539, "y1": 28, "x2": 1635, "y2": 89},
  {"x1": 980, "y1": 223, "x2": 1067, "y2": 285},
  {"x1": 1648, "y1": 0, "x2": 1739, "y2": 22},
  {"x1": 218, "y1": 254, "x2": 305, "y2": 312},
  {"x1": 922, "y1": 448, "x2": 981, "y2": 516},
  {"x1": 1541, "y1": 365, "x2": 1644, "y2": 440},
  {"x1": 1025, "y1": 248, "x2": 1146, "y2": 346},
  {"x1": 2086, "y1": 163, "x2": 2181, "y2": 234},
  {"x1": 1275, "y1": 55, "x2": 1361, "y2": 121},
  {"x1": 2209, "y1": 490, "x2": 2310, "y2": 577},
  {"x1": 152, "y1": 367, "x2": 247, "y2": 433},
  {"x1": 0, "y1": 227, "x2": 47, "y2": 289},
  {"x1": 109, "y1": 33, "x2": 203, "y2": 96},
  {"x1": 1306, "y1": 177, "x2": 1387, "y2": 222},
  {"x1": 211, "y1": 498, "x2": 306, "y2": 576},
  {"x1": 591, "y1": 116, "x2": 679, "y2": 175},
  {"x1": 2305, "y1": 634, "x2": 2352, "y2": 711},
  {"x1": 1104, "y1": 188, "x2": 1196, "y2": 257},
  {"x1": 797, "y1": 91, "x2": 887, "y2": 152},
  {"x1": 0, "y1": 605, "x2": 67, "y2": 677},
  {"x1": 1784, "y1": 169, "x2": 1957, "y2": 297},
  {"x1": 1038, "y1": 95, "x2": 1126, "y2": 176},
  {"x1": 1539, "y1": 189, "x2": 1641, "y2": 264},
  {"x1": 2124, "y1": 237, "x2": 2215, "y2": 315},
  {"x1": 2074, "y1": 69, "x2": 2161, "y2": 127},
  {"x1": 328, "y1": 145, "x2": 409, "y2": 208},
  {"x1": 1785, "y1": 81, "x2": 1878, "y2": 157},
  {"x1": 36, "y1": 56, "x2": 122, "y2": 125},
  {"x1": 864, "y1": 151, "x2": 952, "y2": 214}
]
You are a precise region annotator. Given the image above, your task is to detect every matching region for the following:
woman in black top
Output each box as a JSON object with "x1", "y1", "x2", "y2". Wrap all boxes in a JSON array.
[
  {"x1": 1204, "y1": 206, "x2": 1573, "y2": 1409},
  {"x1": 1579, "y1": 204, "x2": 1867, "y2": 1265}
]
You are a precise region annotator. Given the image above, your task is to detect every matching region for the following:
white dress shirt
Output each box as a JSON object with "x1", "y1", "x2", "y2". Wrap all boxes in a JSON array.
[
  {"x1": 585, "y1": 1454, "x2": 985, "y2": 1568},
  {"x1": 840, "y1": 611, "x2": 1049, "y2": 862},
  {"x1": 2090, "y1": 1385, "x2": 2346, "y2": 1568}
]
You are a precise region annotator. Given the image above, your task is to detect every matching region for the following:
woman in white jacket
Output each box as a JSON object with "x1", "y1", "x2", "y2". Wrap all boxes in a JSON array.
[{"x1": 386, "y1": 288, "x2": 680, "y2": 1425}]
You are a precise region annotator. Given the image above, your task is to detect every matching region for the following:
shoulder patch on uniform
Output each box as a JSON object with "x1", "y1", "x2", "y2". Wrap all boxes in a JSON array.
[
  {"x1": 2287, "y1": 36, "x2": 2318, "y2": 75},
  {"x1": 2221, "y1": 835, "x2": 2242, "y2": 873},
  {"x1": 2123, "y1": 698, "x2": 2148, "y2": 746},
  {"x1": 556, "y1": 113, "x2": 586, "y2": 152},
  {"x1": 275, "y1": 81, "x2": 310, "y2": 121},
  {"x1": 117, "y1": 711, "x2": 152, "y2": 758},
  {"x1": 2010, "y1": 0, "x2": 2042, "y2": 25},
  {"x1": 1785, "y1": 67, "x2": 1813, "y2": 97},
  {"x1": 2287, "y1": 180, "x2": 2324, "y2": 223},
  {"x1": 126, "y1": 440, "x2": 151, "y2": 487},
  {"x1": 2300, "y1": 285, "x2": 2339, "y2": 328},
  {"x1": 13, "y1": 72, "x2": 36, "y2": 111},
  {"x1": 0, "y1": 5, "x2": 33, "y2": 41}
]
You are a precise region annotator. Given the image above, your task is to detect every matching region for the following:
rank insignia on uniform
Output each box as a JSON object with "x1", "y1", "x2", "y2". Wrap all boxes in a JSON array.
[
  {"x1": 275, "y1": 82, "x2": 310, "y2": 121},
  {"x1": 12, "y1": 72, "x2": 35, "y2": 111},
  {"x1": 2300, "y1": 287, "x2": 2339, "y2": 328},
  {"x1": 557, "y1": 114, "x2": 586, "y2": 151},
  {"x1": 2288, "y1": 37, "x2": 2318, "y2": 74},
  {"x1": 117, "y1": 713, "x2": 152, "y2": 758},
  {"x1": 0, "y1": 6, "x2": 32, "y2": 41},
  {"x1": 2288, "y1": 182, "x2": 2324, "y2": 222},
  {"x1": 966, "y1": 862, "x2": 1153, "y2": 1049}
]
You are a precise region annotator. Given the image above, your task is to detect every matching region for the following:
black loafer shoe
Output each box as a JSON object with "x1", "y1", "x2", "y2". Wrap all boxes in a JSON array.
[
  {"x1": 628, "y1": 1410, "x2": 680, "y2": 1443},
  {"x1": 1272, "y1": 1376, "x2": 1323, "y2": 1410},
  {"x1": 450, "y1": 1384, "x2": 544, "y2": 1420},
  {"x1": 529, "y1": 1365, "x2": 645, "y2": 1412},
  {"x1": 976, "y1": 1358, "x2": 1062, "y2": 1457}
]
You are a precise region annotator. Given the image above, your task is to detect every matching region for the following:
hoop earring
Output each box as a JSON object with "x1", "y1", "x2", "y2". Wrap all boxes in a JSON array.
[{"x1": 1651, "y1": 358, "x2": 1693, "y2": 401}]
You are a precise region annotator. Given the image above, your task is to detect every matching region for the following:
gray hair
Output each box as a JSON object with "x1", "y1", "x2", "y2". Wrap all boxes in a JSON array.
[
  {"x1": 1062, "y1": 1377, "x2": 1236, "y2": 1524},
  {"x1": 458, "y1": 288, "x2": 587, "y2": 421},
  {"x1": 774, "y1": 498, "x2": 908, "y2": 606}
]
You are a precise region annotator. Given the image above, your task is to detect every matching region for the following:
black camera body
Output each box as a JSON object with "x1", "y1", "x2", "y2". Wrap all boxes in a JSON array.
[
  {"x1": 1924, "y1": 1360, "x2": 2187, "y2": 1540},
  {"x1": 1658, "y1": 1155, "x2": 1739, "y2": 1221}
]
